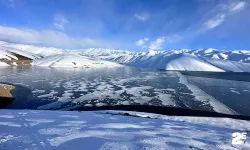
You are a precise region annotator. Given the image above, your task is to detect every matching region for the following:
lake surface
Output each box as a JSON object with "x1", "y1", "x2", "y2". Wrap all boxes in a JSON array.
[{"x1": 1, "y1": 66, "x2": 250, "y2": 116}]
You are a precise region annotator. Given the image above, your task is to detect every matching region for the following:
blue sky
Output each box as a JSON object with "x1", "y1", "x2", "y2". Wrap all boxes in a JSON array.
[{"x1": 0, "y1": 0, "x2": 249, "y2": 51}]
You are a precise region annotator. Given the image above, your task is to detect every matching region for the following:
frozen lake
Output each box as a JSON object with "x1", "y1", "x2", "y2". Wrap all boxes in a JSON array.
[{"x1": 1, "y1": 66, "x2": 250, "y2": 116}]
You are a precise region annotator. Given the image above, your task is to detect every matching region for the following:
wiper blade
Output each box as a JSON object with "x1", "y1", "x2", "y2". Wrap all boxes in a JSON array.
[{"x1": 72, "y1": 105, "x2": 250, "y2": 121}]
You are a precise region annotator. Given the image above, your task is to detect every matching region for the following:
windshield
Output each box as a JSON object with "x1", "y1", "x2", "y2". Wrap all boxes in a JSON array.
[
  {"x1": 0, "y1": 0, "x2": 250, "y2": 118},
  {"x1": 1, "y1": 0, "x2": 250, "y2": 149}
]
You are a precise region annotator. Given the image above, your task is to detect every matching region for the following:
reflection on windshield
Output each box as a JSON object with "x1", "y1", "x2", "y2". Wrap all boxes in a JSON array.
[{"x1": 1, "y1": 66, "x2": 250, "y2": 116}]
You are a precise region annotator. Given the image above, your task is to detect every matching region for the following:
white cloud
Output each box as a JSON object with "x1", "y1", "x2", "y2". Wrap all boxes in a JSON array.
[
  {"x1": 204, "y1": 14, "x2": 226, "y2": 29},
  {"x1": 0, "y1": 26, "x2": 100, "y2": 48},
  {"x1": 165, "y1": 34, "x2": 181, "y2": 43},
  {"x1": 53, "y1": 14, "x2": 68, "y2": 30},
  {"x1": 149, "y1": 37, "x2": 165, "y2": 50},
  {"x1": 136, "y1": 38, "x2": 149, "y2": 47},
  {"x1": 134, "y1": 13, "x2": 150, "y2": 22},
  {"x1": 229, "y1": 1, "x2": 247, "y2": 13},
  {"x1": 147, "y1": 35, "x2": 180, "y2": 50},
  {"x1": 203, "y1": 1, "x2": 247, "y2": 31}
]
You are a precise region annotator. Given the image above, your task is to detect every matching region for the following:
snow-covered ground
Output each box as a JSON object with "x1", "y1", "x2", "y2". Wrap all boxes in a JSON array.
[
  {"x1": 0, "y1": 109, "x2": 249, "y2": 150},
  {"x1": 0, "y1": 62, "x2": 9, "y2": 66}
]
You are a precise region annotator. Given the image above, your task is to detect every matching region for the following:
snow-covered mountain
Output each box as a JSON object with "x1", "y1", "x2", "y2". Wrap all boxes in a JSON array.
[
  {"x1": 78, "y1": 48, "x2": 250, "y2": 63},
  {"x1": 189, "y1": 48, "x2": 250, "y2": 62},
  {"x1": 0, "y1": 41, "x2": 63, "y2": 58},
  {"x1": 0, "y1": 42, "x2": 42, "y2": 60},
  {"x1": 71, "y1": 48, "x2": 132, "y2": 57},
  {"x1": 79, "y1": 48, "x2": 250, "y2": 72},
  {"x1": 0, "y1": 41, "x2": 122, "y2": 68},
  {"x1": 32, "y1": 53, "x2": 122, "y2": 68},
  {"x1": 1, "y1": 41, "x2": 250, "y2": 72}
]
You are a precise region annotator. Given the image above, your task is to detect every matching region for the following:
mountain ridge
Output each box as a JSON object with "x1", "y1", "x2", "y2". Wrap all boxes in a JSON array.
[{"x1": 1, "y1": 41, "x2": 250, "y2": 72}]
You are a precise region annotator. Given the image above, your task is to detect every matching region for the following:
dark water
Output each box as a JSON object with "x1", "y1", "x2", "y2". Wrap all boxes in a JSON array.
[{"x1": 1, "y1": 66, "x2": 250, "y2": 116}]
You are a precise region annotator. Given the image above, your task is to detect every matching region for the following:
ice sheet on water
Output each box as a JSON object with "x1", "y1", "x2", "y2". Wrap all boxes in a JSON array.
[
  {"x1": 1, "y1": 67, "x2": 250, "y2": 115},
  {"x1": 177, "y1": 72, "x2": 235, "y2": 115}
]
